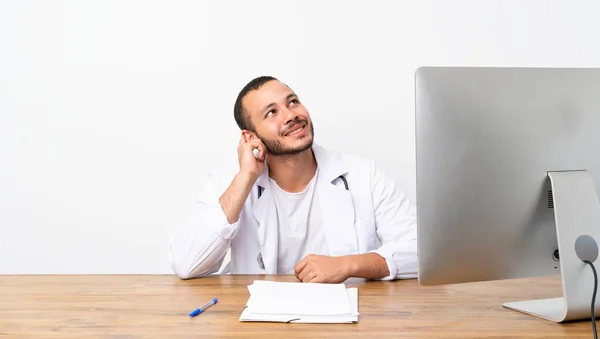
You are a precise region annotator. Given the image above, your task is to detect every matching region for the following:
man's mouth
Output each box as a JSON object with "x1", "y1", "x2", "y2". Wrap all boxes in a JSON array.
[{"x1": 284, "y1": 123, "x2": 306, "y2": 136}]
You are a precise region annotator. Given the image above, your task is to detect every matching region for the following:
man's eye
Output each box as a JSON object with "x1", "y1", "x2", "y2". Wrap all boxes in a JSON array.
[
  {"x1": 290, "y1": 99, "x2": 299, "y2": 105},
  {"x1": 266, "y1": 110, "x2": 275, "y2": 116}
]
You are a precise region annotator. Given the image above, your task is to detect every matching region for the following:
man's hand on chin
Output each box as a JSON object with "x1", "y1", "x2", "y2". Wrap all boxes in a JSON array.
[{"x1": 293, "y1": 254, "x2": 351, "y2": 283}]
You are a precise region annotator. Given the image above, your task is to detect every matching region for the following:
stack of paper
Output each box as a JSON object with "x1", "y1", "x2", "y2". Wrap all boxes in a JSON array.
[{"x1": 239, "y1": 280, "x2": 359, "y2": 323}]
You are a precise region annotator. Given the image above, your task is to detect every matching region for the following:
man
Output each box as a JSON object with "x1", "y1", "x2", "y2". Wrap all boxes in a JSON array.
[{"x1": 168, "y1": 76, "x2": 417, "y2": 283}]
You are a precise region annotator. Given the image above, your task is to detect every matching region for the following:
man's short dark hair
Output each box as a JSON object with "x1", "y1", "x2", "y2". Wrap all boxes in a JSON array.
[{"x1": 234, "y1": 76, "x2": 278, "y2": 131}]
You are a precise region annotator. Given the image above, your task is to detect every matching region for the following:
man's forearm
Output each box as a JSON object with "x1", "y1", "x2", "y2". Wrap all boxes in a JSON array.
[
  {"x1": 343, "y1": 253, "x2": 390, "y2": 280},
  {"x1": 219, "y1": 172, "x2": 256, "y2": 224}
]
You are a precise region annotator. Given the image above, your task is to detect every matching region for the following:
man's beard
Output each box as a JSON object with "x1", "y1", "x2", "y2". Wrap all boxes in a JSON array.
[{"x1": 256, "y1": 119, "x2": 314, "y2": 156}]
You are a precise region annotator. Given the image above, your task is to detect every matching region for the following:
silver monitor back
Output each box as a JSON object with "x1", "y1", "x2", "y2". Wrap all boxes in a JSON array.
[{"x1": 415, "y1": 67, "x2": 600, "y2": 286}]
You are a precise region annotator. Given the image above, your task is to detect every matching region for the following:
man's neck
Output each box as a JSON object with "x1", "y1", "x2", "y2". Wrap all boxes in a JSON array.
[{"x1": 267, "y1": 148, "x2": 317, "y2": 193}]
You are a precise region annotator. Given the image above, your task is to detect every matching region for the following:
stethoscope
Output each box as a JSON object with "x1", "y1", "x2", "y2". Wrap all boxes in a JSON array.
[
  {"x1": 257, "y1": 175, "x2": 349, "y2": 198},
  {"x1": 255, "y1": 174, "x2": 349, "y2": 270}
]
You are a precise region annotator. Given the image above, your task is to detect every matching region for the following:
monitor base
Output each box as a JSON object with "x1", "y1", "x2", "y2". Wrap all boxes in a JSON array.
[{"x1": 503, "y1": 297, "x2": 566, "y2": 322}]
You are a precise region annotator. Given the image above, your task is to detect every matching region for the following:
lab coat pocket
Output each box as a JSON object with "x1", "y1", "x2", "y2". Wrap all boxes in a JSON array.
[{"x1": 354, "y1": 216, "x2": 377, "y2": 251}]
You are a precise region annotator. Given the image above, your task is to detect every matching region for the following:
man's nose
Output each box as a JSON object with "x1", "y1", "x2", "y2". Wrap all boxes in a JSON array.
[{"x1": 282, "y1": 107, "x2": 298, "y2": 125}]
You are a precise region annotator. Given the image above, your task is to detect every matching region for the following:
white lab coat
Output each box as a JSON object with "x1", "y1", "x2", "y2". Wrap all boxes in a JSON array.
[{"x1": 168, "y1": 144, "x2": 418, "y2": 280}]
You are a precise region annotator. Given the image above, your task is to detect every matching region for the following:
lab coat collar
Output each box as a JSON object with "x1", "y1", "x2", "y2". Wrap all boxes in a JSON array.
[{"x1": 312, "y1": 143, "x2": 349, "y2": 183}]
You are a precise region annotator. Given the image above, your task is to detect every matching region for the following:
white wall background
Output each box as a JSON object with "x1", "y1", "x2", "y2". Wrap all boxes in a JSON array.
[{"x1": 2, "y1": 0, "x2": 600, "y2": 274}]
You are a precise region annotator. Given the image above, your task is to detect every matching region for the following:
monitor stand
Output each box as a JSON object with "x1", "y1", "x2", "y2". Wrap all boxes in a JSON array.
[{"x1": 502, "y1": 170, "x2": 600, "y2": 322}]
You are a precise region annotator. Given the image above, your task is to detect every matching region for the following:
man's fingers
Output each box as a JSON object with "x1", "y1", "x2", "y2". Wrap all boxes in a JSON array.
[
  {"x1": 307, "y1": 273, "x2": 322, "y2": 283},
  {"x1": 297, "y1": 267, "x2": 309, "y2": 281},
  {"x1": 294, "y1": 257, "x2": 309, "y2": 277},
  {"x1": 244, "y1": 140, "x2": 263, "y2": 149},
  {"x1": 300, "y1": 270, "x2": 313, "y2": 282},
  {"x1": 243, "y1": 140, "x2": 267, "y2": 161},
  {"x1": 297, "y1": 264, "x2": 312, "y2": 282},
  {"x1": 255, "y1": 143, "x2": 267, "y2": 161}
]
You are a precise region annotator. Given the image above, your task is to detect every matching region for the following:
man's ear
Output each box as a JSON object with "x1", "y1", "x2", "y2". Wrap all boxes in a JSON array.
[{"x1": 241, "y1": 130, "x2": 255, "y2": 142}]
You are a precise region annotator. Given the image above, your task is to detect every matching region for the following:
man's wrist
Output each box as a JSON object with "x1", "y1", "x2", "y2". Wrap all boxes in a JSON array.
[
  {"x1": 341, "y1": 256, "x2": 358, "y2": 278},
  {"x1": 341, "y1": 253, "x2": 390, "y2": 280},
  {"x1": 236, "y1": 170, "x2": 258, "y2": 186}
]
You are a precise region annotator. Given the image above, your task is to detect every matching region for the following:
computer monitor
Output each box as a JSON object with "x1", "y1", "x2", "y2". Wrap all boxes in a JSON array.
[{"x1": 415, "y1": 66, "x2": 600, "y2": 323}]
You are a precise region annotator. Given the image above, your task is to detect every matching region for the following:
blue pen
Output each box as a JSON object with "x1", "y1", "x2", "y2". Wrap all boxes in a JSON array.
[{"x1": 189, "y1": 298, "x2": 218, "y2": 317}]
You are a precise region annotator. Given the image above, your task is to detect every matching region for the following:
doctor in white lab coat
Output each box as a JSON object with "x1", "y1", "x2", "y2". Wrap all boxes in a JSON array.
[{"x1": 169, "y1": 76, "x2": 417, "y2": 283}]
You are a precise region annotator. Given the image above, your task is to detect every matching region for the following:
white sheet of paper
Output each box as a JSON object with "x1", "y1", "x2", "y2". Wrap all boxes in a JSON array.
[
  {"x1": 240, "y1": 287, "x2": 359, "y2": 323},
  {"x1": 244, "y1": 280, "x2": 352, "y2": 316}
]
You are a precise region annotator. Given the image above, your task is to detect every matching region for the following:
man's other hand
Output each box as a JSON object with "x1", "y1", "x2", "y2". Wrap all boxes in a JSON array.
[{"x1": 293, "y1": 254, "x2": 351, "y2": 283}]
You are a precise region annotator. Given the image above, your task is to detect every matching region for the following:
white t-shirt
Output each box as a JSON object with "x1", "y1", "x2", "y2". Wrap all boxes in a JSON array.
[{"x1": 269, "y1": 168, "x2": 328, "y2": 274}]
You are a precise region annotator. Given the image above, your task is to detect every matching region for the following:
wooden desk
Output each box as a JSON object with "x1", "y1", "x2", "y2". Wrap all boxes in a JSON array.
[{"x1": 0, "y1": 274, "x2": 593, "y2": 338}]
